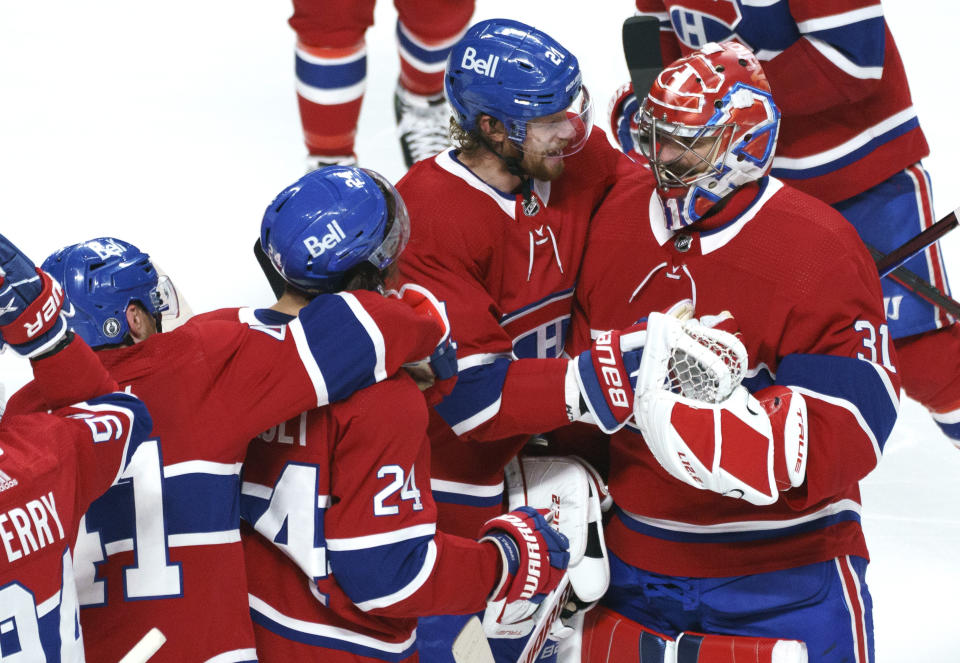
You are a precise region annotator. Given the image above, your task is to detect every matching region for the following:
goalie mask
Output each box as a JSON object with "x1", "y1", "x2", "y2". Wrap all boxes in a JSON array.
[
  {"x1": 42, "y1": 238, "x2": 178, "y2": 348},
  {"x1": 635, "y1": 41, "x2": 780, "y2": 230},
  {"x1": 260, "y1": 166, "x2": 410, "y2": 293}
]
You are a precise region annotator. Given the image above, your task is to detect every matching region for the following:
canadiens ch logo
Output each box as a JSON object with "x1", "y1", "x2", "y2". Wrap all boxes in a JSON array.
[{"x1": 668, "y1": 0, "x2": 742, "y2": 49}]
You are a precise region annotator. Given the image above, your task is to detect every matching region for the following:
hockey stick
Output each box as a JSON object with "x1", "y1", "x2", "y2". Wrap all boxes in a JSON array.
[
  {"x1": 118, "y1": 628, "x2": 166, "y2": 663},
  {"x1": 622, "y1": 16, "x2": 663, "y2": 101},
  {"x1": 869, "y1": 246, "x2": 960, "y2": 318},
  {"x1": 452, "y1": 616, "x2": 495, "y2": 663},
  {"x1": 875, "y1": 207, "x2": 959, "y2": 277}
]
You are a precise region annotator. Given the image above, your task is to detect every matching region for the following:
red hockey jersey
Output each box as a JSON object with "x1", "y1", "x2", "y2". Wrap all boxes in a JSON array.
[
  {"x1": 396, "y1": 130, "x2": 631, "y2": 536},
  {"x1": 222, "y1": 306, "x2": 500, "y2": 662},
  {"x1": 634, "y1": 0, "x2": 929, "y2": 203},
  {"x1": 569, "y1": 174, "x2": 901, "y2": 576},
  {"x1": 6, "y1": 292, "x2": 444, "y2": 662},
  {"x1": 0, "y1": 338, "x2": 149, "y2": 663}
]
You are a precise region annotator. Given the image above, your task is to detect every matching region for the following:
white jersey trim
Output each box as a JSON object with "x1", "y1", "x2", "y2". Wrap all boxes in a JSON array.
[
  {"x1": 355, "y1": 540, "x2": 438, "y2": 611},
  {"x1": 698, "y1": 178, "x2": 784, "y2": 254},
  {"x1": 773, "y1": 107, "x2": 916, "y2": 170},
  {"x1": 249, "y1": 593, "x2": 417, "y2": 652},
  {"x1": 339, "y1": 291, "x2": 388, "y2": 382},
  {"x1": 791, "y1": 386, "x2": 883, "y2": 465},
  {"x1": 617, "y1": 498, "x2": 862, "y2": 534},
  {"x1": 433, "y1": 150, "x2": 551, "y2": 220},
  {"x1": 806, "y1": 37, "x2": 882, "y2": 80},
  {"x1": 289, "y1": 317, "x2": 330, "y2": 407},
  {"x1": 430, "y1": 478, "x2": 504, "y2": 497},
  {"x1": 796, "y1": 5, "x2": 883, "y2": 34},
  {"x1": 204, "y1": 649, "x2": 259, "y2": 663},
  {"x1": 164, "y1": 460, "x2": 243, "y2": 478},
  {"x1": 326, "y1": 523, "x2": 436, "y2": 551},
  {"x1": 451, "y1": 397, "x2": 502, "y2": 435}
]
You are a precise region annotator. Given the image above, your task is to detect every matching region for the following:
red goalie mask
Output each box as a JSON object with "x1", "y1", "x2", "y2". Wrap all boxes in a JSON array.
[{"x1": 635, "y1": 41, "x2": 781, "y2": 229}]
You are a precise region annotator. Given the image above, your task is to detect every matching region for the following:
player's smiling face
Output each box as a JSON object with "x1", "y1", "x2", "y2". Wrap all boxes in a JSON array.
[{"x1": 518, "y1": 111, "x2": 576, "y2": 180}]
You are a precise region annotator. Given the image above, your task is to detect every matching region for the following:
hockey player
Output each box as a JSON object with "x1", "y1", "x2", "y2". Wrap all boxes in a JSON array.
[
  {"x1": 290, "y1": 0, "x2": 474, "y2": 170},
  {"x1": 395, "y1": 19, "x2": 649, "y2": 659},
  {"x1": 0, "y1": 232, "x2": 153, "y2": 662},
  {"x1": 572, "y1": 42, "x2": 899, "y2": 662},
  {"x1": 202, "y1": 165, "x2": 570, "y2": 661},
  {"x1": 5, "y1": 236, "x2": 449, "y2": 661},
  {"x1": 612, "y1": 0, "x2": 960, "y2": 445}
]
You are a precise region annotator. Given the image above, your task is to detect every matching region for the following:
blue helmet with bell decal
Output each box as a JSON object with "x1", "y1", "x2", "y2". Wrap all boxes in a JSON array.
[
  {"x1": 42, "y1": 237, "x2": 176, "y2": 347},
  {"x1": 444, "y1": 18, "x2": 593, "y2": 156},
  {"x1": 260, "y1": 166, "x2": 410, "y2": 293}
]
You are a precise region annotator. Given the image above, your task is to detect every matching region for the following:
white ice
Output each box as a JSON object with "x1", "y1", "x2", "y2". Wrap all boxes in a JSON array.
[{"x1": 1, "y1": 2, "x2": 958, "y2": 660}]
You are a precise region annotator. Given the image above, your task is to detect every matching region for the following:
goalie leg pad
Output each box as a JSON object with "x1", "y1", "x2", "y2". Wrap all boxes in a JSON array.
[
  {"x1": 505, "y1": 455, "x2": 611, "y2": 602},
  {"x1": 582, "y1": 605, "x2": 808, "y2": 663}
]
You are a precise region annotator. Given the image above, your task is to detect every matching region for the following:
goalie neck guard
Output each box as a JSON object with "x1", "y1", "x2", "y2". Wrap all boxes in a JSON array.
[{"x1": 636, "y1": 41, "x2": 781, "y2": 229}]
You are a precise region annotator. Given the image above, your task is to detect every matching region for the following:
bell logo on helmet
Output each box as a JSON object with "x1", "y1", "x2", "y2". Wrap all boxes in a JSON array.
[
  {"x1": 86, "y1": 239, "x2": 126, "y2": 261},
  {"x1": 303, "y1": 221, "x2": 347, "y2": 258},
  {"x1": 461, "y1": 46, "x2": 499, "y2": 78}
]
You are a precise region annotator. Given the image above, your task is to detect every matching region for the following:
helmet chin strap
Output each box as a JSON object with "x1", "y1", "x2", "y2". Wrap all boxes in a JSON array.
[{"x1": 480, "y1": 133, "x2": 535, "y2": 203}]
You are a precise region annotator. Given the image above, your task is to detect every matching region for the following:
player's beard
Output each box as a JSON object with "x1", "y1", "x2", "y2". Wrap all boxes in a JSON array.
[{"x1": 521, "y1": 149, "x2": 567, "y2": 181}]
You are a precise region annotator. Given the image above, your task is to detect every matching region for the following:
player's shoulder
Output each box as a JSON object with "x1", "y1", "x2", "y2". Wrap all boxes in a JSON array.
[
  {"x1": 332, "y1": 371, "x2": 428, "y2": 435},
  {"x1": 765, "y1": 180, "x2": 865, "y2": 250},
  {"x1": 190, "y1": 307, "x2": 242, "y2": 323}
]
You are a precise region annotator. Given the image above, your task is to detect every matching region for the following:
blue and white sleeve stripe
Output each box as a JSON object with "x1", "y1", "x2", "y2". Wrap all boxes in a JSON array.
[
  {"x1": 291, "y1": 293, "x2": 387, "y2": 407},
  {"x1": 776, "y1": 353, "x2": 899, "y2": 460},
  {"x1": 434, "y1": 354, "x2": 513, "y2": 435},
  {"x1": 327, "y1": 526, "x2": 437, "y2": 611}
]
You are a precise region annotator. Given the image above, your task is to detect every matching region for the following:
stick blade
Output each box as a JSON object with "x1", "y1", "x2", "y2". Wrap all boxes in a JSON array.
[
  {"x1": 452, "y1": 616, "x2": 495, "y2": 663},
  {"x1": 622, "y1": 15, "x2": 663, "y2": 100}
]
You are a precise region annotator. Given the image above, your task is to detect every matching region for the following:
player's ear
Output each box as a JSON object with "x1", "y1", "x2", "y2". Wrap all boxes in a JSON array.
[
  {"x1": 125, "y1": 303, "x2": 157, "y2": 343},
  {"x1": 478, "y1": 115, "x2": 506, "y2": 144}
]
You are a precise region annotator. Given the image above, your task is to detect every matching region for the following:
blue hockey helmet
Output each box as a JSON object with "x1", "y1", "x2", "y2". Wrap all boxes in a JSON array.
[
  {"x1": 260, "y1": 166, "x2": 410, "y2": 293},
  {"x1": 41, "y1": 238, "x2": 177, "y2": 347},
  {"x1": 445, "y1": 18, "x2": 593, "y2": 156}
]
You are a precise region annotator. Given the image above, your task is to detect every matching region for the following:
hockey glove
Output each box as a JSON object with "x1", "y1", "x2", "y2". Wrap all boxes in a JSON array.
[
  {"x1": 390, "y1": 283, "x2": 458, "y2": 403},
  {"x1": 607, "y1": 82, "x2": 643, "y2": 162},
  {"x1": 635, "y1": 384, "x2": 808, "y2": 506},
  {"x1": 568, "y1": 301, "x2": 700, "y2": 434},
  {"x1": 479, "y1": 506, "x2": 570, "y2": 625},
  {"x1": 0, "y1": 233, "x2": 67, "y2": 358}
]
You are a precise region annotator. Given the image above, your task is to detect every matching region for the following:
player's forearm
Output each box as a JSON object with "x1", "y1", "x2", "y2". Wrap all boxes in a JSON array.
[
  {"x1": 465, "y1": 357, "x2": 571, "y2": 442},
  {"x1": 29, "y1": 334, "x2": 118, "y2": 409},
  {"x1": 362, "y1": 534, "x2": 500, "y2": 618}
]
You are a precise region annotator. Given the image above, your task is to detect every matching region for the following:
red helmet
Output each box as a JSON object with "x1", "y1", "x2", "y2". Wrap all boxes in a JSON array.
[{"x1": 635, "y1": 41, "x2": 780, "y2": 229}]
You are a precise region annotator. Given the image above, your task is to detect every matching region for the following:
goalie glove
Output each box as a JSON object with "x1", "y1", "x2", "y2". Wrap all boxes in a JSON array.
[
  {"x1": 0, "y1": 233, "x2": 67, "y2": 358},
  {"x1": 607, "y1": 82, "x2": 643, "y2": 162},
  {"x1": 479, "y1": 506, "x2": 570, "y2": 625},
  {"x1": 634, "y1": 384, "x2": 808, "y2": 506}
]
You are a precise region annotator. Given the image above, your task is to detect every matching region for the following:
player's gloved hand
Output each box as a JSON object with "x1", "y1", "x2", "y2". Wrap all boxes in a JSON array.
[
  {"x1": 635, "y1": 383, "x2": 807, "y2": 506},
  {"x1": 479, "y1": 506, "x2": 570, "y2": 625},
  {"x1": 0, "y1": 233, "x2": 67, "y2": 358},
  {"x1": 65, "y1": 391, "x2": 154, "y2": 448},
  {"x1": 567, "y1": 300, "x2": 695, "y2": 434},
  {"x1": 607, "y1": 82, "x2": 643, "y2": 162},
  {"x1": 390, "y1": 283, "x2": 458, "y2": 404}
]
